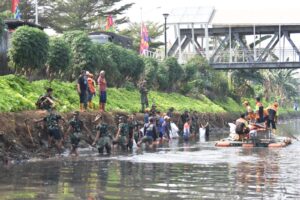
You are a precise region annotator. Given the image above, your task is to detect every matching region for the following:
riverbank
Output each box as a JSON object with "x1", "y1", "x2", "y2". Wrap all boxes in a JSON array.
[
  {"x1": 0, "y1": 110, "x2": 238, "y2": 163},
  {"x1": 0, "y1": 74, "x2": 244, "y2": 113}
]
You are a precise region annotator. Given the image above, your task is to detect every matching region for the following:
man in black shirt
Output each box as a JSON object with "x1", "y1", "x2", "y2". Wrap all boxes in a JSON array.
[{"x1": 77, "y1": 70, "x2": 88, "y2": 111}]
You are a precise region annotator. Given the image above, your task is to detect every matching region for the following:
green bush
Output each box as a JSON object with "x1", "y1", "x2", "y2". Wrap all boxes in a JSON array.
[
  {"x1": 143, "y1": 57, "x2": 159, "y2": 88},
  {"x1": 8, "y1": 26, "x2": 49, "y2": 72},
  {"x1": 48, "y1": 37, "x2": 71, "y2": 74},
  {"x1": 163, "y1": 57, "x2": 184, "y2": 92}
]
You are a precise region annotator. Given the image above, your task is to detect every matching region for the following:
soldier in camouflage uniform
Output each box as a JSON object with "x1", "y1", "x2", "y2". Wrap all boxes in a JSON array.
[
  {"x1": 34, "y1": 108, "x2": 65, "y2": 154},
  {"x1": 66, "y1": 111, "x2": 92, "y2": 156},
  {"x1": 92, "y1": 115, "x2": 112, "y2": 154},
  {"x1": 113, "y1": 117, "x2": 130, "y2": 151},
  {"x1": 128, "y1": 114, "x2": 142, "y2": 144},
  {"x1": 191, "y1": 111, "x2": 199, "y2": 136},
  {"x1": 139, "y1": 80, "x2": 149, "y2": 113}
]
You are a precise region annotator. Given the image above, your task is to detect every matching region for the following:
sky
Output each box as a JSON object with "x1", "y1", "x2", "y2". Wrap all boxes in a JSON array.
[{"x1": 122, "y1": 0, "x2": 300, "y2": 24}]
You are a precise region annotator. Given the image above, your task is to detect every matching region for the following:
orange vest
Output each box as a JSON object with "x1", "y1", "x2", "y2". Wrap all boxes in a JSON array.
[{"x1": 87, "y1": 78, "x2": 96, "y2": 93}]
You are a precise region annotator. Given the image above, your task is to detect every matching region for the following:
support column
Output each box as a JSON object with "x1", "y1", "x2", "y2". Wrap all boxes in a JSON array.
[
  {"x1": 229, "y1": 26, "x2": 232, "y2": 63},
  {"x1": 284, "y1": 31, "x2": 300, "y2": 61},
  {"x1": 253, "y1": 25, "x2": 256, "y2": 61},
  {"x1": 177, "y1": 24, "x2": 182, "y2": 62},
  {"x1": 279, "y1": 25, "x2": 281, "y2": 62},
  {"x1": 191, "y1": 23, "x2": 196, "y2": 53},
  {"x1": 205, "y1": 23, "x2": 209, "y2": 60}
]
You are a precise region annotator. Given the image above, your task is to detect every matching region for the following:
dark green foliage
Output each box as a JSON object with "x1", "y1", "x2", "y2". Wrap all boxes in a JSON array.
[
  {"x1": 157, "y1": 63, "x2": 169, "y2": 91},
  {"x1": 93, "y1": 43, "x2": 120, "y2": 85},
  {"x1": 48, "y1": 37, "x2": 71, "y2": 73},
  {"x1": 9, "y1": 26, "x2": 49, "y2": 71},
  {"x1": 16, "y1": 0, "x2": 133, "y2": 32},
  {"x1": 63, "y1": 31, "x2": 94, "y2": 77},
  {"x1": 163, "y1": 57, "x2": 184, "y2": 92},
  {"x1": 143, "y1": 57, "x2": 159, "y2": 88},
  {"x1": 97, "y1": 43, "x2": 144, "y2": 87}
]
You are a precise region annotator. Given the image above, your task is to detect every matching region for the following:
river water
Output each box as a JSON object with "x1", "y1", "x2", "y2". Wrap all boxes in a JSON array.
[{"x1": 0, "y1": 120, "x2": 299, "y2": 200}]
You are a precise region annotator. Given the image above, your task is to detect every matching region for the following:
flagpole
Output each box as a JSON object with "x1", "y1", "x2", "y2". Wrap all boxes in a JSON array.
[{"x1": 35, "y1": 0, "x2": 38, "y2": 24}]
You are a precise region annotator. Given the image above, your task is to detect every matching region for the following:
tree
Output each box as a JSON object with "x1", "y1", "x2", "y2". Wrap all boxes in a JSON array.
[
  {"x1": 100, "y1": 42, "x2": 144, "y2": 87},
  {"x1": 17, "y1": 0, "x2": 133, "y2": 32},
  {"x1": 9, "y1": 26, "x2": 49, "y2": 76},
  {"x1": 261, "y1": 69, "x2": 299, "y2": 103},
  {"x1": 162, "y1": 57, "x2": 184, "y2": 92},
  {"x1": 143, "y1": 57, "x2": 159, "y2": 88},
  {"x1": 119, "y1": 21, "x2": 164, "y2": 53},
  {"x1": 63, "y1": 31, "x2": 94, "y2": 79},
  {"x1": 47, "y1": 37, "x2": 71, "y2": 79}
]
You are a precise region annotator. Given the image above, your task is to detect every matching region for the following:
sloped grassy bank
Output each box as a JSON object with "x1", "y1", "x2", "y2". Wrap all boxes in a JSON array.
[{"x1": 0, "y1": 74, "x2": 243, "y2": 113}]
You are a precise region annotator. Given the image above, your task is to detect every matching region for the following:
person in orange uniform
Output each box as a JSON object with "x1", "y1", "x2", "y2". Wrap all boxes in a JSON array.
[
  {"x1": 266, "y1": 102, "x2": 279, "y2": 134},
  {"x1": 243, "y1": 101, "x2": 256, "y2": 122},
  {"x1": 97, "y1": 70, "x2": 107, "y2": 112},
  {"x1": 255, "y1": 97, "x2": 264, "y2": 123},
  {"x1": 87, "y1": 72, "x2": 96, "y2": 109}
]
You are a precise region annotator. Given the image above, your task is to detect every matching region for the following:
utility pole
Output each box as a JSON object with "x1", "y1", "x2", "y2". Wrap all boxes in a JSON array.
[{"x1": 35, "y1": 0, "x2": 38, "y2": 24}]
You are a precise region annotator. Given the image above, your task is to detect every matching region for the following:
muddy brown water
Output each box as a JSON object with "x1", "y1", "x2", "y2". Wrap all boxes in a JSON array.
[{"x1": 0, "y1": 119, "x2": 299, "y2": 200}]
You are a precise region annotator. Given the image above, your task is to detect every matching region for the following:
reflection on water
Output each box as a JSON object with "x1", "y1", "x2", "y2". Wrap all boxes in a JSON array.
[{"x1": 0, "y1": 120, "x2": 300, "y2": 200}]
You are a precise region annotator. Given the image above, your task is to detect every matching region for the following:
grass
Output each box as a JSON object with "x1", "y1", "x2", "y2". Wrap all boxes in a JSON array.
[{"x1": 0, "y1": 74, "x2": 295, "y2": 115}]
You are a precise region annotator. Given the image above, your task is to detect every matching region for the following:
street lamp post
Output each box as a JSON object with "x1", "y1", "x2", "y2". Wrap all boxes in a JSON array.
[
  {"x1": 35, "y1": 0, "x2": 38, "y2": 24},
  {"x1": 163, "y1": 13, "x2": 169, "y2": 58}
]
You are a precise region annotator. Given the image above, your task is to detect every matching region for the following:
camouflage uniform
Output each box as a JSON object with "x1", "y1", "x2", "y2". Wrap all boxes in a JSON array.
[
  {"x1": 43, "y1": 113, "x2": 62, "y2": 140},
  {"x1": 115, "y1": 122, "x2": 129, "y2": 150},
  {"x1": 128, "y1": 120, "x2": 140, "y2": 146},
  {"x1": 37, "y1": 94, "x2": 54, "y2": 110},
  {"x1": 96, "y1": 123, "x2": 112, "y2": 154},
  {"x1": 69, "y1": 117, "x2": 84, "y2": 148},
  {"x1": 191, "y1": 114, "x2": 199, "y2": 135},
  {"x1": 139, "y1": 85, "x2": 149, "y2": 112}
]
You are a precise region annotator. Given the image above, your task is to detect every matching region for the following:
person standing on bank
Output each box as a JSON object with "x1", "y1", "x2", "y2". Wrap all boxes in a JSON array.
[
  {"x1": 77, "y1": 70, "x2": 88, "y2": 112},
  {"x1": 87, "y1": 72, "x2": 96, "y2": 110},
  {"x1": 139, "y1": 80, "x2": 149, "y2": 113},
  {"x1": 97, "y1": 70, "x2": 107, "y2": 112}
]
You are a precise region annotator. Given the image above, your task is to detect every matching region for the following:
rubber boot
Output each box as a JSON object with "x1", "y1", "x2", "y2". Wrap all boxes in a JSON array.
[
  {"x1": 88, "y1": 101, "x2": 92, "y2": 110},
  {"x1": 102, "y1": 103, "x2": 105, "y2": 112},
  {"x1": 83, "y1": 102, "x2": 87, "y2": 111}
]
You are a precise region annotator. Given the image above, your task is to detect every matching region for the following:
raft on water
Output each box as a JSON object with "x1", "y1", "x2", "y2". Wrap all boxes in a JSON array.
[
  {"x1": 216, "y1": 124, "x2": 292, "y2": 148},
  {"x1": 215, "y1": 137, "x2": 292, "y2": 148}
]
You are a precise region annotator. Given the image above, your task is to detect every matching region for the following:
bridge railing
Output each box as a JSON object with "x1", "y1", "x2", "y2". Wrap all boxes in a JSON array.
[
  {"x1": 211, "y1": 48, "x2": 300, "y2": 63},
  {"x1": 142, "y1": 50, "x2": 164, "y2": 61}
]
